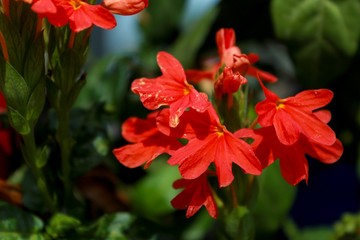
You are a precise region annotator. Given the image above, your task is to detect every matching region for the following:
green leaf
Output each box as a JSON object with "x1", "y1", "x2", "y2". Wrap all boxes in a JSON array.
[
  {"x1": 53, "y1": 49, "x2": 82, "y2": 95},
  {"x1": 170, "y1": 7, "x2": 219, "y2": 68},
  {"x1": 3, "y1": 62, "x2": 29, "y2": 108},
  {"x1": 253, "y1": 161, "x2": 296, "y2": 234},
  {"x1": 218, "y1": 206, "x2": 255, "y2": 240},
  {"x1": 0, "y1": 12, "x2": 25, "y2": 72},
  {"x1": 284, "y1": 220, "x2": 333, "y2": 240},
  {"x1": 26, "y1": 79, "x2": 45, "y2": 126},
  {"x1": 131, "y1": 159, "x2": 180, "y2": 219},
  {"x1": 45, "y1": 213, "x2": 81, "y2": 239},
  {"x1": 271, "y1": 0, "x2": 360, "y2": 86},
  {"x1": 35, "y1": 146, "x2": 49, "y2": 169},
  {"x1": 76, "y1": 55, "x2": 132, "y2": 112},
  {"x1": 77, "y1": 213, "x2": 135, "y2": 239},
  {"x1": 23, "y1": 37, "x2": 45, "y2": 90},
  {"x1": 7, "y1": 106, "x2": 30, "y2": 135},
  {"x1": 0, "y1": 201, "x2": 44, "y2": 239}
]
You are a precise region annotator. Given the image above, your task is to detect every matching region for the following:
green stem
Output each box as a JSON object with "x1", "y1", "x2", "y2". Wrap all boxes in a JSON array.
[
  {"x1": 55, "y1": 99, "x2": 73, "y2": 208},
  {"x1": 22, "y1": 130, "x2": 56, "y2": 212}
]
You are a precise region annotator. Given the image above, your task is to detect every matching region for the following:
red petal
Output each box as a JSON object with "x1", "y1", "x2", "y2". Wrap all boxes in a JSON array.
[
  {"x1": 255, "y1": 101, "x2": 277, "y2": 127},
  {"x1": 157, "y1": 51, "x2": 186, "y2": 83},
  {"x1": 168, "y1": 136, "x2": 215, "y2": 180},
  {"x1": 278, "y1": 147, "x2": 308, "y2": 185},
  {"x1": 113, "y1": 142, "x2": 163, "y2": 168},
  {"x1": 304, "y1": 138, "x2": 343, "y2": 164},
  {"x1": 216, "y1": 28, "x2": 236, "y2": 57},
  {"x1": 31, "y1": 0, "x2": 57, "y2": 14},
  {"x1": 284, "y1": 106, "x2": 336, "y2": 145},
  {"x1": 286, "y1": 89, "x2": 333, "y2": 112},
  {"x1": 273, "y1": 109, "x2": 301, "y2": 145},
  {"x1": 185, "y1": 69, "x2": 214, "y2": 83},
  {"x1": 247, "y1": 66, "x2": 278, "y2": 83},
  {"x1": 171, "y1": 174, "x2": 218, "y2": 218},
  {"x1": 68, "y1": 6, "x2": 92, "y2": 32},
  {"x1": 121, "y1": 115, "x2": 158, "y2": 143},
  {"x1": 84, "y1": 4, "x2": 116, "y2": 30},
  {"x1": 313, "y1": 110, "x2": 332, "y2": 124}
]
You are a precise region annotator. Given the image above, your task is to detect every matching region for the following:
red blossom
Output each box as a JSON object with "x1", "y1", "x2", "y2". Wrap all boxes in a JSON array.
[
  {"x1": 29, "y1": 0, "x2": 116, "y2": 32},
  {"x1": 255, "y1": 80, "x2": 336, "y2": 146},
  {"x1": 113, "y1": 111, "x2": 182, "y2": 169},
  {"x1": 214, "y1": 66, "x2": 247, "y2": 100},
  {"x1": 102, "y1": 0, "x2": 148, "y2": 15},
  {"x1": 171, "y1": 172, "x2": 218, "y2": 218},
  {"x1": 131, "y1": 51, "x2": 210, "y2": 127},
  {"x1": 185, "y1": 28, "x2": 277, "y2": 84},
  {"x1": 234, "y1": 121, "x2": 343, "y2": 185},
  {"x1": 158, "y1": 106, "x2": 262, "y2": 187}
]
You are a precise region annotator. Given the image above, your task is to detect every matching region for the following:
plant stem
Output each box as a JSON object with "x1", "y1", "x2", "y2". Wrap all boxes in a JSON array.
[
  {"x1": 22, "y1": 130, "x2": 56, "y2": 212},
  {"x1": 55, "y1": 99, "x2": 73, "y2": 208}
]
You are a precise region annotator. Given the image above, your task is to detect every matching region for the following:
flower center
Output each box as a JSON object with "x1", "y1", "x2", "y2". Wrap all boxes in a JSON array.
[
  {"x1": 183, "y1": 83, "x2": 191, "y2": 95},
  {"x1": 276, "y1": 99, "x2": 285, "y2": 109},
  {"x1": 70, "y1": 0, "x2": 83, "y2": 9}
]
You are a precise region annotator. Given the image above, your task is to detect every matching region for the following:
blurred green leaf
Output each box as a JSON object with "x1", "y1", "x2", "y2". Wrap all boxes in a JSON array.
[
  {"x1": 253, "y1": 161, "x2": 296, "y2": 235},
  {"x1": 131, "y1": 159, "x2": 180, "y2": 219},
  {"x1": 271, "y1": 0, "x2": 360, "y2": 86},
  {"x1": 78, "y1": 213, "x2": 134, "y2": 239},
  {"x1": 76, "y1": 55, "x2": 132, "y2": 112},
  {"x1": 140, "y1": 0, "x2": 185, "y2": 44},
  {"x1": 170, "y1": 7, "x2": 219, "y2": 69},
  {"x1": 284, "y1": 220, "x2": 333, "y2": 240},
  {"x1": 35, "y1": 146, "x2": 49, "y2": 169},
  {"x1": 45, "y1": 213, "x2": 81, "y2": 239},
  {"x1": 218, "y1": 206, "x2": 255, "y2": 240},
  {"x1": 0, "y1": 201, "x2": 44, "y2": 239},
  {"x1": 333, "y1": 212, "x2": 360, "y2": 240}
]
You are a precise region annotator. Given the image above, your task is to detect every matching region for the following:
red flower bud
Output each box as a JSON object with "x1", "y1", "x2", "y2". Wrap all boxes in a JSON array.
[{"x1": 102, "y1": 0, "x2": 148, "y2": 16}]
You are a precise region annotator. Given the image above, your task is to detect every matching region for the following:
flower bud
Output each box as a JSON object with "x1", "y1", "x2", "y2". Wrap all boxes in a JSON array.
[{"x1": 102, "y1": 0, "x2": 148, "y2": 16}]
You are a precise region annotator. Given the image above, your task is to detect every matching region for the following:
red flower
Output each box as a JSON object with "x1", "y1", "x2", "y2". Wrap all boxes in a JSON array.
[
  {"x1": 171, "y1": 172, "x2": 218, "y2": 218},
  {"x1": 131, "y1": 51, "x2": 210, "y2": 127},
  {"x1": 113, "y1": 111, "x2": 182, "y2": 169},
  {"x1": 102, "y1": 0, "x2": 148, "y2": 15},
  {"x1": 30, "y1": 0, "x2": 116, "y2": 32},
  {"x1": 235, "y1": 111, "x2": 343, "y2": 185},
  {"x1": 158, "y1": 106, "x2": 262, "y2": 187},
  {"x1": 186, "y1": 28, "x2": 277, "y2": 84},
  {"x1": 214, "y1": 66, "x2": 247, "y2": 106},
  {"x1": 255, "y1": 80, "x2": 336, "y2": 146}
]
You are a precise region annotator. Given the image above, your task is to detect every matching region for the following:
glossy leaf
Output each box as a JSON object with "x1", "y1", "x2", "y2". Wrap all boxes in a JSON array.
[{"x1": 271, "y1": 0, "x2": 360, "y2": 86}]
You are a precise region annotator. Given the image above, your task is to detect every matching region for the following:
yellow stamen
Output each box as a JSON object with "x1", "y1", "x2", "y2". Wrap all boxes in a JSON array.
[
  {"x1": 69, "y1": 0, "x2": 83, "y2": 9},
  {"x1": 183, "y1": 83, "x2": 191, "y2": 95},
  {"x1": 276, "y1": 99, "x2": 286, "y2": 109}
]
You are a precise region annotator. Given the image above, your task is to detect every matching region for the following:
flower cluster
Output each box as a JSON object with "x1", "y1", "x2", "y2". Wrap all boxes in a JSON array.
[
  {"x1": 113, "y1": 28, "x2": 343, "y2": 218},
  {"x1": 26, "y1": 0, "x2": 148, "y2": 32}
]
